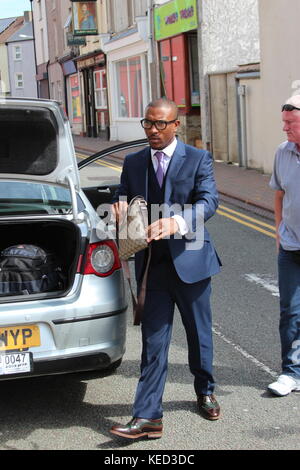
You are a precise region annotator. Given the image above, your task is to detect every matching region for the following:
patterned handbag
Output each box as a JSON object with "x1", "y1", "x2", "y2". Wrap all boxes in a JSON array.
[
  {"x1": 118, "y1": 196, "x2": 149, "y2": 260},
  {"x1": 117, "y1": 196, "x2": 151, "y2": 325}
]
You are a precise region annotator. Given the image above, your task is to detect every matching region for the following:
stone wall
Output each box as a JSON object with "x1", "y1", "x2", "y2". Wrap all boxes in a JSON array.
[{"x1": 177, "y1": 112, "x2": 202, "y2": 147}]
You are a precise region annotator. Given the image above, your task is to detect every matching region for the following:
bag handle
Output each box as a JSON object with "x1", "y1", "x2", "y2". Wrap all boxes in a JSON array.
[{"x1": 121, "y1": 245, "x2": 152, "y2": 326}]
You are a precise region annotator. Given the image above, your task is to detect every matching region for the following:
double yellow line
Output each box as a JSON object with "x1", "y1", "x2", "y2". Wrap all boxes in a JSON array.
[
  {"x1": 217, "y1": 204, "x2": 276, "y2": 239},
  {"x1": 76, "y1": 152, "x2": 122, "y2": 172}
]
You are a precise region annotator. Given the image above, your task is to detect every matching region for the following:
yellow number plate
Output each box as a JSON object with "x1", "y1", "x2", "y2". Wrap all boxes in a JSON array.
[{"x1": 0, "y1": 325, "x2": 40, "y2": 351}]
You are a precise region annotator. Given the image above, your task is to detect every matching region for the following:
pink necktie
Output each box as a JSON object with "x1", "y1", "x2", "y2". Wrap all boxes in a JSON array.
[{"x1": 155, "y1": 151, "x2": 164, "y2": 187}]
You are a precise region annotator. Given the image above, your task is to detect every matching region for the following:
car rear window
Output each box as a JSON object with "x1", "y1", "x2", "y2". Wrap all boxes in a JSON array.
[
  {"x1": 0, "y1": 181, "x2": 73, "y2": 215},
  {"x1": 0, "y1": 107, "x2": 58, "y2": 175}
]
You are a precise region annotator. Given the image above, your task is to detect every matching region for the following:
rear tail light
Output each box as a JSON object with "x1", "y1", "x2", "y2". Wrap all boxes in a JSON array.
[{"x1": 82, "y1": 241, "x2": 121, "y2": 277}]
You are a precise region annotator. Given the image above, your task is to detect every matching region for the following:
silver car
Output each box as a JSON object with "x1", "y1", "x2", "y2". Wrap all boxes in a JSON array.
[{"x1": 0, "y1": 97, "x2": 137, "y2": 380}]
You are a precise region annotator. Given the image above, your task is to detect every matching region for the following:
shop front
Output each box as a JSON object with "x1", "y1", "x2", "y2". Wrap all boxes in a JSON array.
[
  {"x1": 75, "y1": 50, "x2": 109, "y2": 138},
  {"x1": 68, "y1": 72, "x2": 82, "y2": 135},
  {"x1": 103, "y1": 24, "x2": 150, "y2": 142},
  {"x1": 154, "y1": 0, "x2": 201, "y2": 146},
  {"x1": 36, "y1": 62, "x2": 49, "y2": 99},
  {"x1": 59, "y1": 58, "x2": 82, "y2": 135}
]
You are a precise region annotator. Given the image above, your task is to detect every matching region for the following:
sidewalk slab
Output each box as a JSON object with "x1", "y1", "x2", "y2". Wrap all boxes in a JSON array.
[{"x1": 214, "y1": 161, "x2": 274, "y2": 214}]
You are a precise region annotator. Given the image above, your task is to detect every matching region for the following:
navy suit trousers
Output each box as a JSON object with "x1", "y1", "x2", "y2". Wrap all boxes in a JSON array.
[{"x1": 132, "y1": 260, "x2": 215, "y2": 419}]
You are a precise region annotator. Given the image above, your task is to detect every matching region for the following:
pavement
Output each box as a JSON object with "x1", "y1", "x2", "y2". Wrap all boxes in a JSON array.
[{"x1": 73, "y1": 134, "x2": 275, "y2": 220}]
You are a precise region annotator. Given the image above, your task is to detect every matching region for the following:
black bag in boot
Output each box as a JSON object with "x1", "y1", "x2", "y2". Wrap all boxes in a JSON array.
[{"x1": 0, "y1": 244, "x2": 64, "y2": 296}]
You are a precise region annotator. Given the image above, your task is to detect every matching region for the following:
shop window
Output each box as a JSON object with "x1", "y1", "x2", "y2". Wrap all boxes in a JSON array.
[
  {"x1": 70, "y1": 74, "x2": 82, "y2": 123},
  {"x1": 94, "y1": 70, "x2": 107, "y2": 109},
  {"x1": 159, "y1": 35, "x2": 189, "y2": 109},
  {"x1": 115, "y1": 55, "x2": 147, "y2": 118},
  {"x1": 159, "y1": 32, "x2": 200, "y2": 111}
]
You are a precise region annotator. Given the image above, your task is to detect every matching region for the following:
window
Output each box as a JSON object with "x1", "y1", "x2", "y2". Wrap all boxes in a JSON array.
[
  {"x1": 70, "y1": 74, "x2": 82, "y2": 123},
  {"x1": 53, "y1": 21, "x2": 58, "y2": 58},
  {"x1": 188, "y1": 34, "x2": 200, "y2": 106},
  {"x1": 38, "y1": 1, "x2": 42, "y2": 20},
  {"x1": 40, "y1": 28, "x2": 45, "y2": 63},
  {"x1": 15, "y1": 73, "x2": 24, "y2": 89},
  {"x1": 115, "y1": 56, "x2": 148, "y2": 118},
  {"x1": 14, "y1": 46, "x2": 22, "y2": 61},
  {"x1": 0, "y1": 181, "x2": 72, "y2": 215},
  {"x1": 57, "y1": 80, "x2": 62, "y2": 102},
  {"x1": 64, "y1": 13, "x2": 72, "y2": 50},
  {"x1": 94, "y1": 70, "x2": 107, "y2": 109},
  {"x1": 127, "y1": 0, "x2": 135, "y2": 26}
]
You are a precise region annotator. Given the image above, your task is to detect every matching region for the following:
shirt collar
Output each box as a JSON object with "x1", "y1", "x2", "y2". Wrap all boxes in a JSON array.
[
  {"x1": 286, "y1": 141, "x2": 300, "y2": 155},
  {"x1": 150, "y1": 138, "x2": 178, "y2": 159}
]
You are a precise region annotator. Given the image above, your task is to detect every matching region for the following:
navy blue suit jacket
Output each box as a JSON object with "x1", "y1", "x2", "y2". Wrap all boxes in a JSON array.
[{"x1": 114, "y1": 139, "x2": 221, "y2": 284}]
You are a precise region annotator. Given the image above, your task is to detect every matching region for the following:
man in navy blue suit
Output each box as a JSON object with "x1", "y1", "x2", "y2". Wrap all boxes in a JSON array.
[{"x1": 110, "y1": 98, "x2": 221, "y2": 440}]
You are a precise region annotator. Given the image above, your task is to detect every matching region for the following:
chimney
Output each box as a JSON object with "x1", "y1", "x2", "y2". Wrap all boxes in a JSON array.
[{"x1": 23, "y1": 11, "x2": 32, "y2": 23}]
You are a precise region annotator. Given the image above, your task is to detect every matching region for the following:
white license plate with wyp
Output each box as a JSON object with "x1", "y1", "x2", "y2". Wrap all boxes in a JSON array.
[{"x1": 0, "y1": 352, "x2": 32, "y2": 375}]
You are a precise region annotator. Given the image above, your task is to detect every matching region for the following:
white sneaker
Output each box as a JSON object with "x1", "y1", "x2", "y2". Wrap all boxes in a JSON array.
[{"x1": 268, "y1": 374, "x2": 300, "y2": 396}]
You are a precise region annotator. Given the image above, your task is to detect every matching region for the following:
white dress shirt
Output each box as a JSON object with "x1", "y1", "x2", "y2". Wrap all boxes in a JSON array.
[{"x1": 150, "y1": 139, "x2": 188, "y2": 236}]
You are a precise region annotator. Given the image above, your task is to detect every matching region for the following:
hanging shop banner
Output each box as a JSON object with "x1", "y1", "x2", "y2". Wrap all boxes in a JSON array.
[
  {"x1": 71, "y1": 1, "x2": 98, "y2": 36},
  {"x1": 154, "y1": 0, "x2": 198, "y2": 41}
]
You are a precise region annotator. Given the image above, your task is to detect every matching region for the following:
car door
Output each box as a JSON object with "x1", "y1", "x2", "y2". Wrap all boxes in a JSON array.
[{"x1": 77, "y1": 139, "x2": 148, "y2": 210}]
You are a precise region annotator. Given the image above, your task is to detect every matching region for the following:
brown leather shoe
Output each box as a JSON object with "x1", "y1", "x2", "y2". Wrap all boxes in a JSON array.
[
  {"x1": 197, "y1": 394, "x2": 221, "y2": 420},
  {"x1": 110, "y1": 417, "x2": 163, "y2": 439}
]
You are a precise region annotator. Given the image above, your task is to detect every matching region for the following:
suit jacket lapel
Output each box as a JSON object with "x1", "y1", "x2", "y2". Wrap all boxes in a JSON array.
[{"x1": 164, "y1": 140, "x2": 186, "y2": 203}]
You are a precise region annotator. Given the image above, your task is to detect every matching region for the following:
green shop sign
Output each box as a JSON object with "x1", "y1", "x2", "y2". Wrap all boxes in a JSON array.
[{"x1": 154, "y1": 0, "x2": 198, "y2": 41}]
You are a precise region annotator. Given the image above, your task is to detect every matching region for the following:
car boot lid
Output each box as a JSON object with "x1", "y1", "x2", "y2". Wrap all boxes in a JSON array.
[{"x1": 0, "y1": 98, "x2": 80, "y2": 190}]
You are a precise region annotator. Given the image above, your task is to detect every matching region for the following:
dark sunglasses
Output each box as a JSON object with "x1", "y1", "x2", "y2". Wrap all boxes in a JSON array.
[
  {"x1": 140, "y1": 119, "x2": 177, "y2": 131},
  {"x1": 282, "y1": 104, "x2": 300, "y2": 112}
]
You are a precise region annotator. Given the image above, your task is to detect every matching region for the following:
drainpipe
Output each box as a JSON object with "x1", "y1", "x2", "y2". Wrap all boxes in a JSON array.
[
  {"x1": 29, "y1": 0, "x2": 39, "y2": 98},
  {"x1": 197, "y1": 0, "x2": 211, "y2": 150},
  {"x1": 237, "y1": 84, "x2": 248, "y2": 167},
  {"x1": 147, "y1": 0, "x2": 159, "y2": 100}
]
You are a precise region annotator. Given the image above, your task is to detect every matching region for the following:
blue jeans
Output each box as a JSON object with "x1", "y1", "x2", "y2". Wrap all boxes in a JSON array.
[{"x1": 278, "y1": 247, "x2": 300, "y2": 377}]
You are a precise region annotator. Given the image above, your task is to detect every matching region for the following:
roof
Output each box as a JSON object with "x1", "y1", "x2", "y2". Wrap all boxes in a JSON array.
[
  {"x1": 0, "y1": 17, "x2": 24, "y2": 43},
  {"x1": 6, "y1": 21, "x2": 33, "y2": 43},
  {"x1": 0, "y1": 17, "x2": 16, "y2": 34}
]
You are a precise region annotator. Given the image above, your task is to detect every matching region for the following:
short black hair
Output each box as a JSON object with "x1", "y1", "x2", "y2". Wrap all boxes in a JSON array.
[{"x1": 145, "y1": 98, "x2": 178, "y2": 119}]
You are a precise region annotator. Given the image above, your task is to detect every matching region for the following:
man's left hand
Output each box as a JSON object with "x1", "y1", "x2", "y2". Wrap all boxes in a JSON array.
[{"x1": 146, "y1": 218, "x2": 179, "y2": 243}]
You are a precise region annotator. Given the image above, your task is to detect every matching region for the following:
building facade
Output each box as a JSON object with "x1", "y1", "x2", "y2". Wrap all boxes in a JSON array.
[
  {"x1": 0, "y1": 17, "x2": 24, "y2": 96},
  {"x1": 73, "y1": 0, "x2": 109, "y2": 138},
  {"x1": 239, "y1": 0, "x2": 300, "y2": 174},
  {"x1": 3, "y1": 0, "x2": 299, "y2": 176},
  {"x1": 198, "y1": 0, "x2": 260, "y2": 163},
  {"x1": 31, "y1": 0, "x2": 50, "y2": 98},
  {"x1": 102, "y1": 0, "x2": 151, "y2": 141},
  {"x1": 153, "y1": 0, "x2": 200, "y2": 146},
  {"x1": 6, "y1": 12, "x2": 37, "y2": 98}
]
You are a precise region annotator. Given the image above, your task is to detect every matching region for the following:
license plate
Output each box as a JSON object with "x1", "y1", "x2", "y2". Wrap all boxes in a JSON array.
[
  {"x1": 0, "y1": 352, "x2": 32, "y2": 375},
  {"x1": 0, "y1": 325, "x2": 40, "y2": 351}
]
